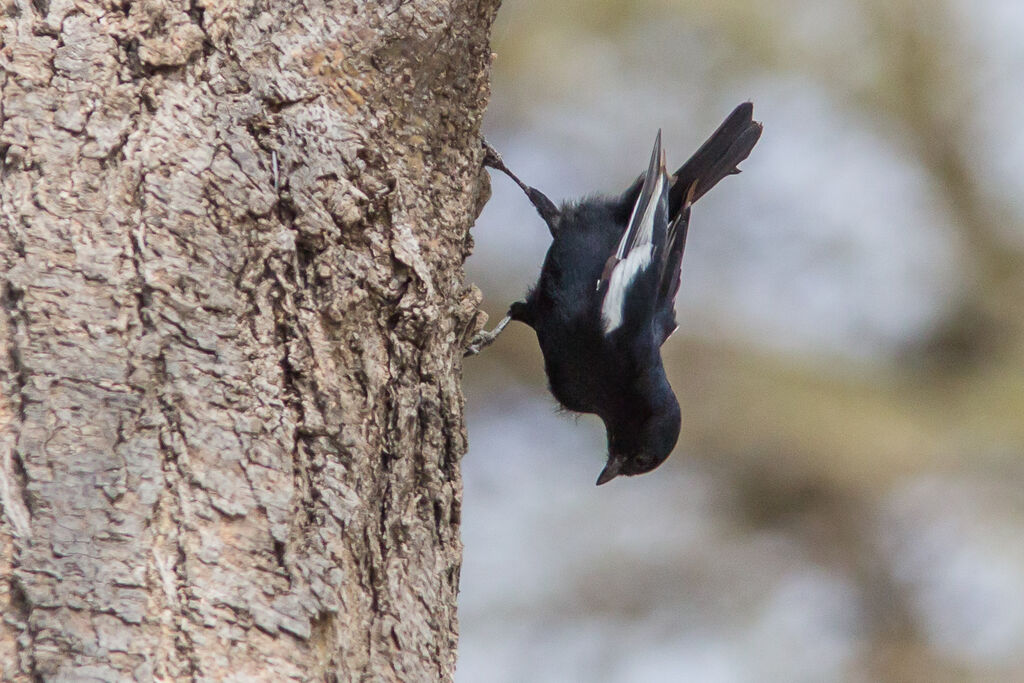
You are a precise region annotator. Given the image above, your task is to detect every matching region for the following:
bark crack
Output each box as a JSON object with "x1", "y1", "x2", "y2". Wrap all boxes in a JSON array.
[
  {"x1": 1, "y1": 281, "x2": 32, "y2": 534},
  {"x1": 127, "y1": 205, "x2": 202, "y2": 681},
  {"x1": 151, "y1": 361, "x2": 202, "y2": 682},
  {"x1": 6, "y1": 576, "x2": 41, "y2": 683},
  {"x1": 1, "y1": 272, "x2": 34, "y2": 679}
]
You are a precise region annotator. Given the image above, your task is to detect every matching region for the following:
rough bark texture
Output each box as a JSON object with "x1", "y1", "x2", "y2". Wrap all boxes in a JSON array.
[{"x1": 0, "y1": 0, "x2": 497, "y2": 679}]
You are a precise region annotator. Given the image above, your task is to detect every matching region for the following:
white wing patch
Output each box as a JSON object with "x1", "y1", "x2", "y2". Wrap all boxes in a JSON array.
[
  {"x1": 600, "y1": 168, "x2": 665, "y2": 334},
  {"x1": 616, "y1": 170, "x2": 664, "y2": 261},
  {"x1": 601, "y1": 243, "x2": 653, "y2": 332}
]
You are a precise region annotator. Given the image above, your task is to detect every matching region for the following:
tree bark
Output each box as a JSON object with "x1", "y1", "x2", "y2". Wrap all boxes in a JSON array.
[{"x1": 0, "y1": 0, "x2": 497, "y2": 679}]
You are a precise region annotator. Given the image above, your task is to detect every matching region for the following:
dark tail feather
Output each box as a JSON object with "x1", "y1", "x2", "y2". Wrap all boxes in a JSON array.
[
  {"x1": 668, "y1": 102, "x2": 762, "y2": 215},
  {"x1": 659, "y1": 182, "x2": 695, "y2": 304}
]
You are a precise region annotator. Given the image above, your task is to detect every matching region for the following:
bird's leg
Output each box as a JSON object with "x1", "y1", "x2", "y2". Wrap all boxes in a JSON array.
[
  {"x1": 481, "y1": 139, "x2": 560, "y2": 234},
  {"x1": 463, "y1": 314, "x2": 512, "y2": 357}
]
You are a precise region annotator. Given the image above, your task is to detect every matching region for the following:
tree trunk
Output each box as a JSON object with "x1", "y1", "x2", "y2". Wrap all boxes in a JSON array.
[{"x1": 0, "y1": 0, "x2": 497, "y2": 679}]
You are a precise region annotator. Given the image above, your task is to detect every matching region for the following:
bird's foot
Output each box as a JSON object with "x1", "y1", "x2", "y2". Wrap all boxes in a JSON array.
[
  {"x1": 463, "y1": 315, "x2": 511, "y2": 357},
  {"x1": 482, "y1": 139, "x2": 505, "y2": 171}
]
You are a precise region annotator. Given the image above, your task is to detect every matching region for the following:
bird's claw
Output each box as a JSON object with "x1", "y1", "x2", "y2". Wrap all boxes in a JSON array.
[
  {"x1": 482, "y1": 139, "x2": 504, "y2": 170},
  {"x1": 463, "y1": 315, "x2": 511, "y2": 357}
]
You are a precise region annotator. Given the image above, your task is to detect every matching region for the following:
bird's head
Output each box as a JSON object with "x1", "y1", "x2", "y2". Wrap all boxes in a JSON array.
[{"x1": 597, "y1": 391, "x2": 681, "y2": 485}]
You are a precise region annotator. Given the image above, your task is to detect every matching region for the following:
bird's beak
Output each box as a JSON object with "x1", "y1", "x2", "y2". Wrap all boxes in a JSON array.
[{"x1": 596, "y1": 454, "x2": 625, "y2": 486}]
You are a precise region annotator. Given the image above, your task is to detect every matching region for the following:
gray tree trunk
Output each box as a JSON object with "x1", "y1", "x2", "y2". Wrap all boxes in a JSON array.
[{"x1": 0, "y1": 0, "x2": 497, "y2": 679}]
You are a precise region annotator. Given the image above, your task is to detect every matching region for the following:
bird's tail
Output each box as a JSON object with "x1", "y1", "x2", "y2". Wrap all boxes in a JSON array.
[{"x1": 668, "y1": 102, "x2": 762, "y2": 215}]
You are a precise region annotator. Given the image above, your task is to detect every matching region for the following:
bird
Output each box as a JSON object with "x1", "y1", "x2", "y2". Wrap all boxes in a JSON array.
[{"x1": 468, "y1": 103, "x2": 762, "y2": 485}]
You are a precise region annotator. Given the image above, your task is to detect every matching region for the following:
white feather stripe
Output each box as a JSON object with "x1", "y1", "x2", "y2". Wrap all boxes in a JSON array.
[
  {"x1": 638, "y1": 173, "x2": 664, "y2": 245},
  {"x1": 601, "y1": 244, "x2": 653, "y2": 333},
  {"x1": 616, "y1": 172, "x2": 665, "y2": 260}
]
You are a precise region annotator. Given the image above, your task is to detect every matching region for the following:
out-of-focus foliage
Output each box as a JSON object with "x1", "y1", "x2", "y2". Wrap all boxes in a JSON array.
[{"x1": 459, "y1": 1, "x2": 1024, "y2": 681}]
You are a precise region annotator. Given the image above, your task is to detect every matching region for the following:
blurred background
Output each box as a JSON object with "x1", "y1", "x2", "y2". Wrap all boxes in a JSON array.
[{"x1": 457, "y1": 1, "x2": 1024, "y2": 681}]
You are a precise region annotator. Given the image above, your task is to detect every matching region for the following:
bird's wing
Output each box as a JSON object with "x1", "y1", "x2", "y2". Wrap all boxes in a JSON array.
[
  {"x1": 599, "y1": 131, "x2": 670, "y2": 335},
  {"x1": 657, "y1": 104, "x2": 761, "y2": 344},
  {"x1": 604, "y1": 105, "x2": 761, "y2": 344},
  {"x1": 655, "y1": 182, "x2": 695, "y2": 344}
]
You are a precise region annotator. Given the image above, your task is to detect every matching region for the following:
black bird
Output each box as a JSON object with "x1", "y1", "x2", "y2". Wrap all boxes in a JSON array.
[{"x1": 469, "y1": 103, "x2": 762, "y2": 485}]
